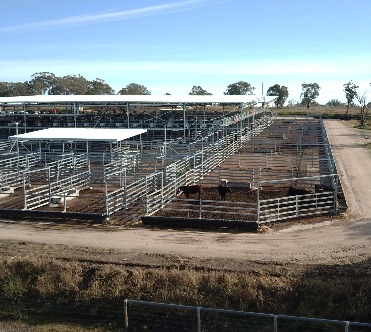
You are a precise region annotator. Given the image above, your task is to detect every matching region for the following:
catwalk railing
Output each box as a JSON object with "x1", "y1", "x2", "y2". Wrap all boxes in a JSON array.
[{"x1": 105, "y1": 116, "x2": 272, "y2": 218}]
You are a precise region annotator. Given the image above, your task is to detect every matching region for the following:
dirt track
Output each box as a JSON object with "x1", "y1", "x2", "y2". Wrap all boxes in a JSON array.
[{"x1": 0, "y1": 119, "x2": 370, "y2": 268}]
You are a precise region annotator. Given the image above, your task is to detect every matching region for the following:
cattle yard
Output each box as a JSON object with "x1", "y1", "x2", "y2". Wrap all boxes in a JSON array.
[
  {"x1": 0, "y1": 97, "x2": 345, "y2": 230},
  {"x1": 143, "y1": 117, "x2": 345, "y2": 229}
]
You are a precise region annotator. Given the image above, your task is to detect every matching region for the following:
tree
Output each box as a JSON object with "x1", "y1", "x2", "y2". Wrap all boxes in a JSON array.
[
  {"x1": 326, "y1": 99, "x2": 344, "y2": 107},
  {"x1": 0, "y1": 81, "x2": 32, "y2": 96},
  {"x1": 11, "y1": 82, "x2": 32, "y2": 96},
  {"x1": 50, "y1": 75, "x2": 89, "y2": 95},
  {"x1": 356, "y1": 91, "x2": 368, "y2": 126},
  {"x1": 343, "y1": 81, "x2": 359, "y2": 113},
  {"x1": 266, "y1": 84, "x2": 289, "y2": 108},
  {"x1": 30, "y1": 72, "x2": 56, "y2": 95},
  {"x1": 300, "y1": 83, "x2": 320, "y2": 108},
  {"x1": 224, "y1": 81, "x2": 255, "y2": 95},
  {"x1": 189, "y1": 86, "x2": 212, "y2": 95},
  {"x1": 0, "y1": 82, "x2": 12, "y2": 97},
  {"x1": 86, "y1": 78, "x2": 114, "y2": 95},
  {"x1": 118, "y1": 83, "x2": 151, "y2": 95},
  {"x1": 287, "y1": 99, "x2": 298, "y2": 107}
]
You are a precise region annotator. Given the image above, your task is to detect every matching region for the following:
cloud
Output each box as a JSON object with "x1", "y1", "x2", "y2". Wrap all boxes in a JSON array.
[{"x1": 0, "y1": 0, "x2": 220, "y2": 34}]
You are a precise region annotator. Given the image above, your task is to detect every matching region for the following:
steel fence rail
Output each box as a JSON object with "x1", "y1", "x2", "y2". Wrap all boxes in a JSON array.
[{"x1": 124, "y1": 299, "x2": 371, "y2": 332}]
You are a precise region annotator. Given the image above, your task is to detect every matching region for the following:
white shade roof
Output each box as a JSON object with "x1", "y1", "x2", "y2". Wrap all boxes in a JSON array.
[
  {"x1": 9, "y1": 128, "x2": 147, "y2": 143},
  {"x1": 0, "y1": 94, "x2": 270, "y2": 105}
]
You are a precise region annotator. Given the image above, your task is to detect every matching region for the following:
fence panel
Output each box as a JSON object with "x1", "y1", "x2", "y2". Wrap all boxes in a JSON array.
[
  {"x1": 125, "y1": 300, "x2": 371, "y2": 332},
  {"x1": 147, "y1": 197, "x2": 257, "y2": 221},
  {"x1": 259, "y1": 192, "x2": 335, "y2": 223},
  {"x1": 25, "y1": 170, "x2": 91, "y2": 210}
]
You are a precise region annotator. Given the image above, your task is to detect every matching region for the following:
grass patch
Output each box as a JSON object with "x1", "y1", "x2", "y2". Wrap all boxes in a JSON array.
[
  {"x1": 275, "y1": 106, "x2": 371, "y2": 130},
  {"x1": 1, "y1": 256, "x2": 371, "y2": 328},
  {"x1": 355, "y1": 123, "x2": 371, "y2": 130}
]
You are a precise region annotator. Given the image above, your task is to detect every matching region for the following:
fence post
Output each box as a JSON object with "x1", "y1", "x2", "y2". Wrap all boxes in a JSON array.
[
  {"x1": 334, "y1": 175, "x2": 339, "y2": 213},
  {"x1": 199, "y1": 199, "x2": 202, "y2": 219},
  {"x1": 256, "y1": 182, "x2": 260, "y2": 224},
  {"x1": 124, "y1": 299, "x2": 128, "y2": 331},
  {"x1": 48, "y1": 167, "x2": 52, "y2": 204},
  {"x1": 197, "y1": 307, "x2": 202, "y2": 332},
  {"x1": 105, "y1": 180, "x2": 110, "y2": 217},
  {"x1": 273, "y1": 315, "x2": 278, "y2": 332},
  {"x1": 161, "y1": 169, "x2": 164, "y2": 207},
  {"x1": 23, "y1": 173, "x2": 27, "y2": 210},
  {"x1": 295, "y1": 195, "x2": 299, "y2": 217},
  {"x1": 145, "y1": 176, "x2": 148, "y2": 216},
  {"x1": 344, "y1": 321, "x2": 349, "y2": 332},
  {"x1": 63, "y1": 193, "x2": 67, "y2": 212}
]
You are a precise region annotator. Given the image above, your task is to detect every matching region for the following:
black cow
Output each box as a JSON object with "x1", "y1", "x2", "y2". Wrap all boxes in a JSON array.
[
  {"x1": 218, "y1": 184, "x2": 232, "y2": 201},
  {"x1": 314, "y1": 184, "x2": 333, "y2": 193},
  {"x1": 287, "y1": 186, "x2": 316, "y2": 212},
  {"x1": 287, "y1": 186, "x2": 312, "y2": 196},
  {"x1": 179, "y1": 185, "x2": 203, "y2": 199},
  {"x1": 315, "y1": 184, "x2": 345, "y2": 199}
]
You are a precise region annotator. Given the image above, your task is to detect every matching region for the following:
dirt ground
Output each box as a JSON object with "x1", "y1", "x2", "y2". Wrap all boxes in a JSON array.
[{"x1": 0, "y1": 119, "x2": 370, "y2": 272}]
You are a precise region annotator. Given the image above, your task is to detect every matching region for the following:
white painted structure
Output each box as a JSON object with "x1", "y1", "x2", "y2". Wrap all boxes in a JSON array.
[
  {"x1": 0, "y1": 94, "x2": 272, "y2": 105},
  {"x1": 9, "y1": 128, "x2": 147, "y2": 143}
]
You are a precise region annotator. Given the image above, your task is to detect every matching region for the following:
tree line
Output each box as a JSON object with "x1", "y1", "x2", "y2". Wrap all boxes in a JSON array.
[
  {"x1": 0, "y1": 73, "x2": 256, "y2": 98},
  {"x1": 0, "y1": 72, "x2": 368, "y2": 115}
]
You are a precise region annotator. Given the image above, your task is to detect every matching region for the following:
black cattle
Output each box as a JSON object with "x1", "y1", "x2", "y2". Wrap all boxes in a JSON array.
[
  {"x1": 287, "y1": 186, "x2": 312, "y2": 196},
  {"x1": 218, "y1": 184, "x2": 232, "y2": 201},
  {"x1": 315, "y1": 184, "x2": 345, "y2": 199},
  {"x1": 314, "y1": 184, "x2": 333, "y2": 193},
  {"x1": 179, "y1": 185, "x2": 203, "y2": 199},
  {"x1": 286, "y1": 186, "x2": 316, "y2": 212}
]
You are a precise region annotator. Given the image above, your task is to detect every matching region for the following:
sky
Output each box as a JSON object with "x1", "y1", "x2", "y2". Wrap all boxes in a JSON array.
[{"x1": 1, "y1": 0, "x2": 371, "y2": 104}]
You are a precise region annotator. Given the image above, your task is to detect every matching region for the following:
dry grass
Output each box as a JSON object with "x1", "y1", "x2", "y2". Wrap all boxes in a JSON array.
[
  {"x1": 1, "y1": 255, "x2": 371, "y2": 329},
  {"x1": 276, "y1": 105, "x2": 371, "y2": 129}
]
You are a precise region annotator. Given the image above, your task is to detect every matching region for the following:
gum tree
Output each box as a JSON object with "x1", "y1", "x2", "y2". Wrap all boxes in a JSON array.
[
  {"x1": 343, "y1": 81, "x2": 359, "y2": 113},
  {"x1": 87, "y1": 78, "x2": 115, "y2": 95},
  {"x1": 224, "y1": 81, "x2": 255, "y2": 95},
  {"x1": 189, "y1": 86, "x2": 212, "y2": 95},
  {"x1": 30, "y1": 72, "x2": 56, "y2": 95},
  {"x1": 266, "y1": 84, "x2": 289, "y2": 108},
  {"x1": 118, "y1": 83, "x2": 151, "y2": 95},
  {"x1": 300, "y1": 83, "x2": 320, "y2": 108},
  {"x1": 50, "y1": 75, "x2": 89, "y2": 95},
  {"x1": 356, "y1": 91, "x2": 368, "y2": 126}
]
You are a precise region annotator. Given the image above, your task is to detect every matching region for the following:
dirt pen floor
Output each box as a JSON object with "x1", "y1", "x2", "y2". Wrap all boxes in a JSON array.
[
  {"x1": 0, "y1": 119, "x2": 370, "y2": 268},
  {"x1": 146, "y1": 118, "x2": 338, "y2": 226},
  {"x1": 0, "y1": 117, "x2": 333, "y2": 226},
  {"x1": 155, "y1": 186, "x2": 288, "y2": 222}
]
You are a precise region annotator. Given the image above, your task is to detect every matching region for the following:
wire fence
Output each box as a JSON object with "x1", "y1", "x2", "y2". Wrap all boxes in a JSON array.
[
  {"x1": 124, "y1": 300, "x2": 371, "y2": 332},
  {"x1": 1, "y1": 298, "x2": 371, "y2": 331}
]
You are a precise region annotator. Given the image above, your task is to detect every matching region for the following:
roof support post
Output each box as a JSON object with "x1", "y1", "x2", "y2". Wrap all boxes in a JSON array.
[
  {"x1": 240, "y1": 103, "x2": 243, "y2": 147},
  {"x1": 126, "y1": 103, "x2": 130, "y2": 128},
  {"x1": 183, "y1": 103, "x2": 186, "y2": 139},
  {"x1": 23, "y1": 103, "x2": 27, "y2": 133},
  {"x1": 203, "y1": 104, "x2": 206, "y2": 128},
  {"x1": 73, "y1": 103, "x2": 77, "y2": 128}
]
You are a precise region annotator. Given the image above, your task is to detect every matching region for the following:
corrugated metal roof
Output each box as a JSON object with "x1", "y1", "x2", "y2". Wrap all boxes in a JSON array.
[
  {"x1": 9, "y1": 128, "x2": 147, "y2": 142},
  {"x1": 0, "y1": 94, "x2": 268, "y2": 105}
]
